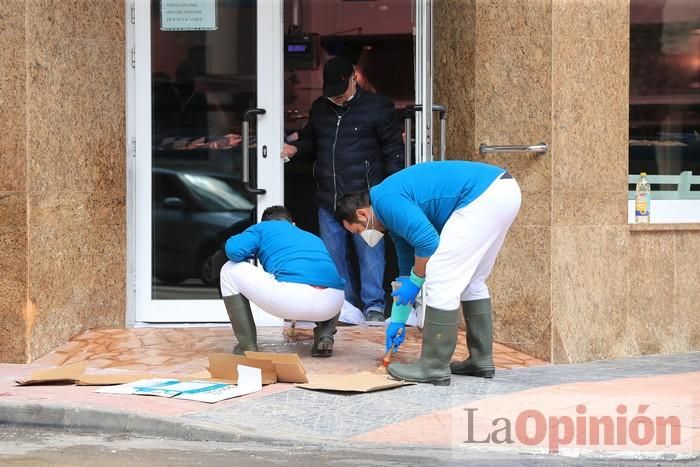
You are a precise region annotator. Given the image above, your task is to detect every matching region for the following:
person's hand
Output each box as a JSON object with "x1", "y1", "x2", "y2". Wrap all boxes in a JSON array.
[
  {"x1": 385, "y1": 322, "x2": 406, "y2": 353},
  {"x1": 281, "y1": 143, "x2": 298, "y2": 159},
  {"x1": 392, "y1": 276, "x2": 421, "y2": 305}
]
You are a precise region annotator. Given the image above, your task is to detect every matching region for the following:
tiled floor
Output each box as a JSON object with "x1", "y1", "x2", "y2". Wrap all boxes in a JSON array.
[{"x1": 33, "y1": 324, "x2": 546, "y2": 377}]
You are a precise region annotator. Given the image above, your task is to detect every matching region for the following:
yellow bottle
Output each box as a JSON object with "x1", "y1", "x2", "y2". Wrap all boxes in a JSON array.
[{"x1": 635, "y1": 172, "x2": 651, "y2": 223}]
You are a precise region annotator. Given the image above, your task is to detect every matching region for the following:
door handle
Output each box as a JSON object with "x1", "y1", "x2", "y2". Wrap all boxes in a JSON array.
[
  {"x1": 405, "y1": 104, "x2": 447, "y2": 163},
  {"x1": 241, "y1": 108, "x2": 267, "y2": 194}
]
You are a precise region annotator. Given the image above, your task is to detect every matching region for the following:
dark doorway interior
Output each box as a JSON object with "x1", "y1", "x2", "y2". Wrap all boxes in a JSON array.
[{"x1": 282, "y1": 0, "x2": 414, "y2": 315}]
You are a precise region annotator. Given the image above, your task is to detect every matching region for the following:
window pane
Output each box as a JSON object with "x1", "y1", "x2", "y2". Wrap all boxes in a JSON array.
[
  {"x1": 630, "y1": 0, "x2": 700, "y2": 201},
  {"x1": 151, "y1": 0, "x2": 257, "y2": 297}
]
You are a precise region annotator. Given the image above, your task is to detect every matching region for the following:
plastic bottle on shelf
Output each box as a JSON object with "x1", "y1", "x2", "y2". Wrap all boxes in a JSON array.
[{"x1": 635, "y1": 172, "x2": 651, "y2": 223}]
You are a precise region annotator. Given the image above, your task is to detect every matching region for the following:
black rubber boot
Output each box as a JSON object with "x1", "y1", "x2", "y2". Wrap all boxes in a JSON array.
[
  {"x1": 223, "y1": 294, "x2": 259, "y2": 355},
  {"x1": 311, "y1": 312, "x2": 340, "y2": 357},
  {"x1": 386, "y1": 306, "x2": 459, "y2": 386},
  {"x1": 450, "y1": 298, "x2": 495, "y2": 378}
]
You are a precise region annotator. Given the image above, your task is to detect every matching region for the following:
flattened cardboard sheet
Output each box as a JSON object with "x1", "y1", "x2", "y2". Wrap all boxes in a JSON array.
[
  {"x1": 207, "y1": 353, "x2": 277, "y2": 385},
  {"x1": 97, "y1": 365, "x2": 262, "y2": 403},
  {"x1": 244, "y1": 351, "x2": 308, "y2": 383},
  {"x1": 17, "y1": 362, "x2": 154, "y2": 386},
  {"x1": 297, "y1": 372, "x2": 416, "y2": 393},
  {"x1": 76, "y1": 373, "x2": 155, "y2": 386},
  {"x1": 16, "y1": 362, "x2": 89, "y2": 386}
]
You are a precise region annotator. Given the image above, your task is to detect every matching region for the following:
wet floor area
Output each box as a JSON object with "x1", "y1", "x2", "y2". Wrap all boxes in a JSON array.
[{"x1": 33, "y1": 324, "x2": 546, "y2": 376}]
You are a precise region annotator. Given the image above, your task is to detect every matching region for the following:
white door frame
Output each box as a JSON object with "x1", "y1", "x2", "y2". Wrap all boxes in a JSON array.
[
  {"x1": 126, "y1": 0, "x2": 433, "y2": 326},
  {"x1": 126, "y1": 0, "x2": 284, "y2": 325},
  {"x1": 414, "y1": 0, "x2": 433, "y2": 164},
  {"x1": 413, "y1": 0, "x2": 433, "y2": 328}
]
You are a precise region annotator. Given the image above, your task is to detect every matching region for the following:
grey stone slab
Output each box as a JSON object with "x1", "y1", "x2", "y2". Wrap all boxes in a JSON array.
[{"x1": 185, "y1": 352, "x2": 700, "y2": 439}]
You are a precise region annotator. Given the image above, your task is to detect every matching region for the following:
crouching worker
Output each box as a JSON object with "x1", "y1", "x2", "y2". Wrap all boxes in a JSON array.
[
  {"x1": 220, "y1": 206, "x2": 345, "y2": 357},
  {"x1": 336, "y1": 161, "x2": 521, "y2": 385}
]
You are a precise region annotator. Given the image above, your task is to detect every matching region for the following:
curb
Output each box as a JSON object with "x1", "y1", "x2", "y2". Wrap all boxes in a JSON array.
[
  {"x1": 1, "y1": 400, "x2": 697, "y2": 462},
  {"x1": 0, "y1": 401, "x2": 250, "y2": 443}
]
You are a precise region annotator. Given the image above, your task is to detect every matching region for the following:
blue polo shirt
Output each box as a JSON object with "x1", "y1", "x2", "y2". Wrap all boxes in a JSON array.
[
  {"x1": 225, "y1": 220, "x2": 345, "y2": 290},
  {"x1": 370, "y1": 161, "x2": 506, "y2": 275}
]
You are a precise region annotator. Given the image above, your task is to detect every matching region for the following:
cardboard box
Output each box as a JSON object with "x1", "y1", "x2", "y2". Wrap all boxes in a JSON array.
[
  {"x1": 297, "y1": 371, "x2": 416, "y2": 393},
  {"x1": 16, "y1": 362, "x2": 154, "y2": 386}
]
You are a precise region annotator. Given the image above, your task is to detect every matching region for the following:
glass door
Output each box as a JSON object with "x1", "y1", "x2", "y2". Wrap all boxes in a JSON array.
[{"x1": 132, "y1": 0, "x2": 284, "y2": 323}]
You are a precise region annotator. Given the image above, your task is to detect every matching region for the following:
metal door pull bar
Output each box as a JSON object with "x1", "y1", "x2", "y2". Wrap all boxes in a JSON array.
[{"x1": 479, "y1": 143, "x2": 548, "y2": 155}]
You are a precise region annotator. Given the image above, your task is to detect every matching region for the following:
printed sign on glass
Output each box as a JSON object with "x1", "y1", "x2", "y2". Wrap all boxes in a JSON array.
[{"x1": 161, "y1": 0, "x2": 217, "y2": 31}]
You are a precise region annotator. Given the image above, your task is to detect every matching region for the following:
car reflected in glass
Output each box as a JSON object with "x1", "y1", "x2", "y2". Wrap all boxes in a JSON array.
[{"x1": 152, "y1": 168, "x2": 254, "y2": 289}]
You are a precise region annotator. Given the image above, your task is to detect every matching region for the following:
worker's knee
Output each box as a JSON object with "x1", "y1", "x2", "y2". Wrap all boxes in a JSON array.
[{"x1": 219, "y1": 261, "x2": 250, "y2": 295}]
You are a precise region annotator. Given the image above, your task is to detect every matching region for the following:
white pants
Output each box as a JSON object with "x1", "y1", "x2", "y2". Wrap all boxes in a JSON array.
[
  {"x1": 425, "y1": 177, "x2": 521, "y2": 310},
  {"x1": 220, "y1": 261, "x2": 345, "y2": 322}
]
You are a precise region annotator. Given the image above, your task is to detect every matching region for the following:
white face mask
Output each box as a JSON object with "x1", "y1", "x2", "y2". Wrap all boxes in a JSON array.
[{"x1": 359, "y1": 210, "x2": 384, "y2": 247}]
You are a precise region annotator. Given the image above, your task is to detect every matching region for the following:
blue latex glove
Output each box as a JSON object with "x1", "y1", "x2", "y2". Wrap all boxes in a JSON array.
[
  {"x1": 385, "y1": 322, "x2": 406, "y2": 353},
  {"x1": 391, "y1": 271, "x2": 425, "y2": 305}
]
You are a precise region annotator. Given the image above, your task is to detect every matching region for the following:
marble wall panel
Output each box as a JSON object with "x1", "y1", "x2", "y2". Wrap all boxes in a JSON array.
[
  {"x1": 474, "y1": 31, "x2": 552, "y2": 153},
  {"x1": 473, "y1": 152, "x2": 551, "y2": 193},
  {"x1": 551, "y1": 1, "x2": 629, "y2": 193},
  {"x1": 515, "y1": 190, "x2": 551, "y2": 228},
  {"x1": 26, "y1": 37, "x2": 125, "y2": 193},
  {"x1": 26, "y1": 0, "x2": 124, "y2": 42},
  {"x1": 0, "y1": 42, "x2": 26, "y2": 193},
  {"x1": 0, "y1": 192, "x2": 26, "y2": 235},
  {"x1": 627, "y1": 232, "x2": 675, "y2": 355},
  {"x1": 549, "y1": 0, "x2": 631, "y2": 364},
  {"x1": 477, "y1": 0, "x2": 552, "y2": 37},
  {"x1": 553, "y1": 191, "x2": 627, "y2": 226},
  {"x1": 434, "y1": 0, "x2": 476, "y2": 157},
  {"x1": 0, "y1": 0, "x2": 25, "y2": 41},
  {"x1": 28, "y1": 191, "x2": 125, "y2": 229},
  {"x1": 489, "y1": 226, "x2": 551, "y2": 360},
  {"x1": 674, "y1": 232, "x2": 700, "y2": 352},
  {"x1": 552, "y1": 225, "x2": 629, "y2": 363},
  {"x1": 27, "y1": 224, "x2": 125, "y2": 360},
  {"x1": 22, "y1": 0, "x2": 127, "y2": 360},
  {"x1": 0, "y1": 1, "x2": 26, "y2": 362},
  {"x1": 0, "y1": 230, "x2": 27, "y2": 363},
  {"x1": 553, "y1": 0, "x2": 629, "y2": 42}
]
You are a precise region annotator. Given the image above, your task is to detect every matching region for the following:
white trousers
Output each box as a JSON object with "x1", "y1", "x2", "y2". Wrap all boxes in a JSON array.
[
  {"x1": 424, "y1": 177, "x2": 521, "y2": 310},
  {"x1": 220, "y1": 261, "x2": 345, "y2": 322}
]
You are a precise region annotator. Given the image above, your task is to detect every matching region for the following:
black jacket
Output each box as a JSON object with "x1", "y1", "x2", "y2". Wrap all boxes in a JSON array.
[{"x1": 293, "y1": 87, "x2": 404, "y2": 211}]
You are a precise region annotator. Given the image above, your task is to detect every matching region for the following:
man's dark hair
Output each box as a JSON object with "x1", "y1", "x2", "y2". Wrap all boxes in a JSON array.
[
  {"x1": 335, "y1": 190, "x2": 371, "y2": 223},
  {"x1": 261, "y1": 205, "x2": 294, "y2": 222}
]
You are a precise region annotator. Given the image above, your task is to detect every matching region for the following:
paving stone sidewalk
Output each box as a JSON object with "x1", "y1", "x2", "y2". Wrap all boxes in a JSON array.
[{"x1": 0, "y1": 327, "x2": 697, "y2": 461}]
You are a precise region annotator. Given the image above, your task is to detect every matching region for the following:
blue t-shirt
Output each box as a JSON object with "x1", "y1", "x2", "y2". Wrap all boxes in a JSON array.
[
  {"x1": 370, "y1": 161, "x2": 506, "y2": 275},
  {"x1": 225, "y1": 220, "x2": 345, "y2": 290}
]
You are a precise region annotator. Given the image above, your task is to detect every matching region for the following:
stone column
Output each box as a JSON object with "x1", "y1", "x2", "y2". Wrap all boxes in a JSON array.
[
  {"x1": 550, "y1": 0, "x2": 630, "y2": 363},
  {"x1": 435, "y1": 0, "x2": 553, "y2": 360},
  {"x1": 0, "y1": 0, "x2": 29, "y2": 363},
  {"x1": 0, "y1": 1, "x2": 126, "y2": 363}
]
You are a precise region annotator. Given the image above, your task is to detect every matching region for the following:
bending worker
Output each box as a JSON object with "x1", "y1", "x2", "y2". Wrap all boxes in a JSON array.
[
  {"x1": 336, "y1": 161, "x2": 521, "y2": 385},
  {"x1": 220, "y1": 206, "x2": 345, "y2": 357}
]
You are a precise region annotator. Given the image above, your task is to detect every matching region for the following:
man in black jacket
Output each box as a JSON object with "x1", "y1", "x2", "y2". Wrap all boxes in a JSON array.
[{"x1": 282, "y1": 56, "x2": 404, "y2": 321}]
